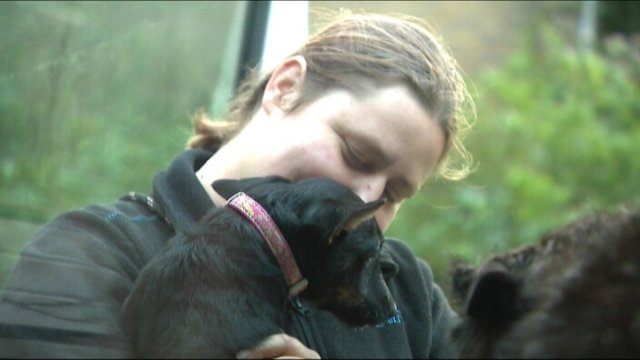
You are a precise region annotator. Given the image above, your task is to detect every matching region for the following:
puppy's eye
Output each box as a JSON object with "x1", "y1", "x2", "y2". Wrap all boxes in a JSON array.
[
  {"x1": 360, "y1": 252, "x2": 381, "y2": 270},
  {"x1": 329, "y1": 229, "x2": 349, "y2": 245}
]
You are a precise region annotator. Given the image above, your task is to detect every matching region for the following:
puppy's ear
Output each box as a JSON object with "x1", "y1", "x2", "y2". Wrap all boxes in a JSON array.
[
  {"x1": 465, "y1": 269, "x2": 521, "y2": 327},
  {"x1": 451, "y1": 258, "x2": 476, "y2": 301},
  {"x1": 329, "y1": 198, "x2": 385, "y2": 244},
  {"x1": 212, "y1": 176, "x2": 289, "y2": 200}
]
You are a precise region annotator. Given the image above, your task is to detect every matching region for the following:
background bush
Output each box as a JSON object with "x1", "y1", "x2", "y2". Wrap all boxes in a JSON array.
[
  {"x1": 387, "y1": 26, "x2": 640, "y2": 302},
  {"x1": 0, "y1": 2, "x2": 235, "y2": 223}
]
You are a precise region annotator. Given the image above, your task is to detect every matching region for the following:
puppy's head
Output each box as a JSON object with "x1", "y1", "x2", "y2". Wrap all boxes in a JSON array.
[{"x1": 213, "y1": 176, "x2": 397, "y2": 327}]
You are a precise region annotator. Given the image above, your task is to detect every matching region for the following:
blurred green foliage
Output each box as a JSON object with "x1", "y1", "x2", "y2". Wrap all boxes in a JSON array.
[
  {"x1": 0, "y1": 1, "x2": 239, "y2": 223},
  {"x1": 387, "y1": 26, "x2": 640, "y2": 296},
  {"x1": 0, "y1": 1, "x2": 242, "y2": 292}
]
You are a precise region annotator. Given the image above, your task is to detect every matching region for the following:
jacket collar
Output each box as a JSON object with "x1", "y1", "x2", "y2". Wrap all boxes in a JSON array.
[{"x1": 152, "y1": 149, "x2": 215, "y2": 233}]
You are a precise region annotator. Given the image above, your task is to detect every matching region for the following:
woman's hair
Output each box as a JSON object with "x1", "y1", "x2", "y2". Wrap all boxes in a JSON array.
[{"x1": 187, "y1": 11, "x2": 475, "y2": 180}]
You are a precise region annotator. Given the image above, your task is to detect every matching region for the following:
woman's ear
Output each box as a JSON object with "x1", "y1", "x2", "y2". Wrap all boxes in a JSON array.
[{"x1": 262, "y1": 55, "x2": 307, "y2": 116}]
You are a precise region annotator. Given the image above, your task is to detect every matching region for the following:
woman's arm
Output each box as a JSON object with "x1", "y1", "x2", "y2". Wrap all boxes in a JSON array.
[{"x1": 0, "y1": 201, "x2": 171, "y2": 357}]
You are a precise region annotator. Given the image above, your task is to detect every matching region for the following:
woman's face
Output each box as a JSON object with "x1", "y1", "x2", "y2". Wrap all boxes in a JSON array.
[{"x1": 248, "y1": 84, "x2": 445, "y2": 232}]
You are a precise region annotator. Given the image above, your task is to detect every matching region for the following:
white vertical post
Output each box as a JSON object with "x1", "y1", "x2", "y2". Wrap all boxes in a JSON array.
[
  {"x1": 578, "y1": 1, "x2": 598, "y2": 53},
  {"x1": 259, "y1": 1, "x2": 309, "y2": 74}
]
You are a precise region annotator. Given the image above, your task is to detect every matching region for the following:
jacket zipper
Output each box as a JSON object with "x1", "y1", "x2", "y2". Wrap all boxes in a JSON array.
[{"x1": 290, "y1": 296, "x2": 319, "y2": 353}]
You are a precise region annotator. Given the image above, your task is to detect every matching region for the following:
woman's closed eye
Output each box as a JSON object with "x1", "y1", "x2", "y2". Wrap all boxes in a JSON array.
[{"x1": 343, "y1": 138, "x2": 372, "y2": 172}]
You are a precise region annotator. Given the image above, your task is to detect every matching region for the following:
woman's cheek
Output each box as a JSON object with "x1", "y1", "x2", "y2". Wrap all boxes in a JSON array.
[{"x1": 300, "y1": 148, "x2": 346, "y2": 180}]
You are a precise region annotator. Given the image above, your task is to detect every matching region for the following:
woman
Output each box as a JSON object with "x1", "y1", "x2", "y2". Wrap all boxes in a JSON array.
[{"x1": 0, "y1": 12, "x2": 474, "y2": 358}]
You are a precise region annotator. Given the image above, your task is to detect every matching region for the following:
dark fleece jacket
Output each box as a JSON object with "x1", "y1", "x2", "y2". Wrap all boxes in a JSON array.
[{"x1": 0, "y1": 149, "x2": 458, "y2": 358}]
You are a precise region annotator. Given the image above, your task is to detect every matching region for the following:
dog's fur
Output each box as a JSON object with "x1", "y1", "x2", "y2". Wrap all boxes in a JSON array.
[
  {"x1": 451, "y1": 208, "x2": 640, "y2": 358},
  {"x1": 121, "y1": 176, "x2": 396, "y2": 358}
]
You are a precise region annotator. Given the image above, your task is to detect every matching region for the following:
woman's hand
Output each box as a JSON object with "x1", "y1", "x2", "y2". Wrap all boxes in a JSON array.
[{"x1": 236, "y1": 333, "x2": 320, "y2": 359}]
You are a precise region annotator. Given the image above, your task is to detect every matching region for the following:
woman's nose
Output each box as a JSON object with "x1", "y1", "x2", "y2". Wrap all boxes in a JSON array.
[{"x1": 352, "y1": 175, "x2": 387, "y2": 204}]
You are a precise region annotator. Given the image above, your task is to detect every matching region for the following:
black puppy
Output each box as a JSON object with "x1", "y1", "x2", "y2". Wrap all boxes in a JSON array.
[
  {"x1": 450, "y1": 208, "x2": 640, "y2": 358},
  {"x1": 121, "y1": 176, "x2": 396, "y2": 358}
]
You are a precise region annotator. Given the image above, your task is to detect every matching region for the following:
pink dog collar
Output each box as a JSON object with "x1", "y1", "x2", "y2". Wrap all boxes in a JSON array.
[{"x1": 225, "y1": 192, "x2": 309, "y2": 298}]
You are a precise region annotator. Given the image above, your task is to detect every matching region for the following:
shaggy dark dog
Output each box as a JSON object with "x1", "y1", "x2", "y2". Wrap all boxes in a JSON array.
[
  {"x1": 121, "y1": 176, "x2": 396, "y2": 358},
  {"x1": 451, "y1": 208, "x2": 640, "y2": 358}
]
